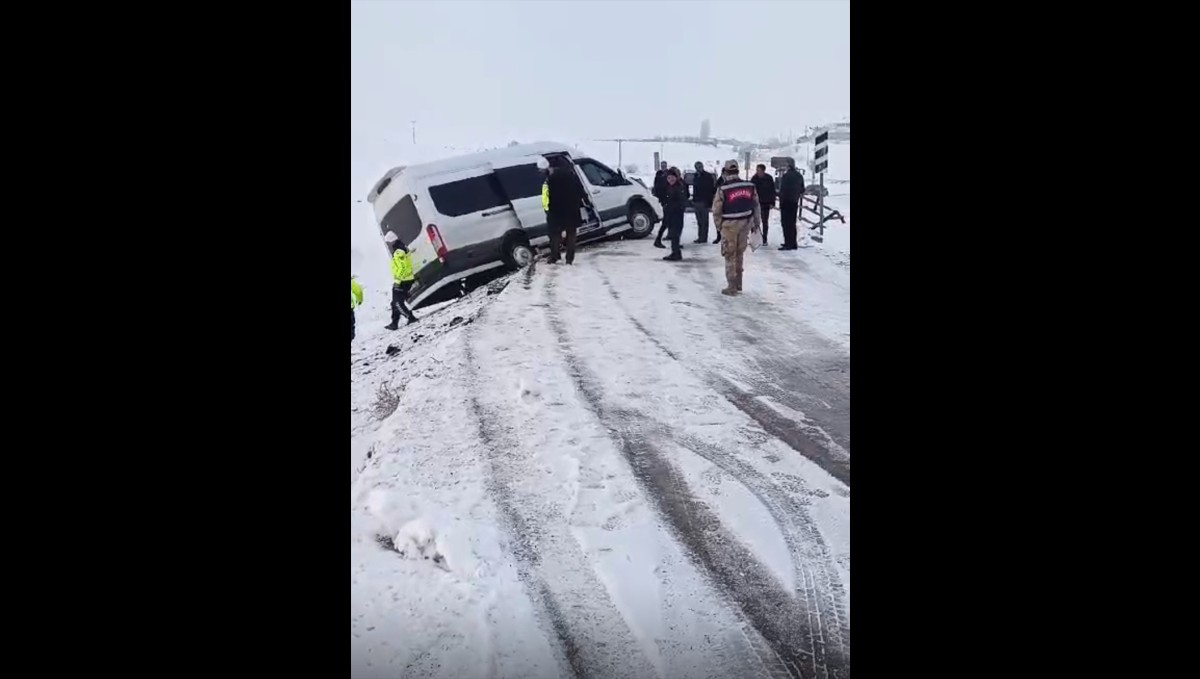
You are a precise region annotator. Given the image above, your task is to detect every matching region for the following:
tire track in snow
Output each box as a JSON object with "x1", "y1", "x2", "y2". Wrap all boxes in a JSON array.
[
  {"x1": 670, "y1": 431, "x2": 851, "y2": 673},
  {"x1": 542, "y1": 269, "x2": 850, "y2": 679},
  {"x1": 594, "y1": 264, "x2": 850, "y2": 486},
  {"x1": 463, "y1": 345, "x2": 583, "y2": 679},
  {"x1": 585, "y1": 262, "x2": 850, "y2": 662},
  {"x1": 710, "y1": 378, "x2": 849, "y2": 487},
  {"x1": 740, "y1": 355, "x2": 850, "y2": 456},
  {"x1": 462, "y1": 294, "x2": 658, "y2": 679},
  {"x1": 667, "y1": 246, "x2": 850, "y2": 399}
]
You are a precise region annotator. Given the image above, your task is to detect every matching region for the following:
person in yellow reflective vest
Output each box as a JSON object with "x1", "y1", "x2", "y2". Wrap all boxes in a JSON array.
[
  {"x1": 351, "y1": 275, "x2": 364, "y2": 343},
  {"x1": 383, "y1": 231, "x2": 418, "y2": 329}
]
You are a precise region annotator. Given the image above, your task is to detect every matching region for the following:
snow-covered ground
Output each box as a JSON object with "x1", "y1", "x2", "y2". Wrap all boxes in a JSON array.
[{"x1": 351, "y1": 142, "x2": 851, "y2": 676}]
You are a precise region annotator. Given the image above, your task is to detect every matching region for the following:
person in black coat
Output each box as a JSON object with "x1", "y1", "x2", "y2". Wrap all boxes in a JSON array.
[
  {"x1": 652, "y1": 161, "x2": 670, "y2": 201},
  {"x1": 659, "y1": 167, "x2": 688, "y2": 261},
  {"x1": 652, "y1": 161, "x2": 671, "y2": 243},
  {"x1": 752, "y1": 164, "x2": 777, "y2": 246},
  {"x1": 690, "y1": 161, "x2": 716, "y2": 243},
  {"x1": 546, "y1": 156, "x2": 587, "y2": 264},
  {"x1": 777, "y1": 160, "x2": 806, "y2": 250},
  {"x1": 711, "y1": 172, "x2": 731, "y2": 244}
]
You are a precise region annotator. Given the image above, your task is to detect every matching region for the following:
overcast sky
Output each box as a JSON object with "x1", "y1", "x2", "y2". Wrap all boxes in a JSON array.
[{"x1": 351, "y1": 0, "x2": 849, "y2": 146}]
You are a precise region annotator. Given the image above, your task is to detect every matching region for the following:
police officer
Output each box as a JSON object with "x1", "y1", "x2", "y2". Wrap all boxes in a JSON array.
[
  {"x1": 383, "y1": 232, "x2": 418, "y2": 329},
  {"x1": 351, "y1": 275, "x2": 364, "y2": 344},
  {"x1": 711, "y1": 159, "x2": 762, "y2": 296},
  {"x1": 539, "y1": 155, "x2": 551, "y2": 210}
]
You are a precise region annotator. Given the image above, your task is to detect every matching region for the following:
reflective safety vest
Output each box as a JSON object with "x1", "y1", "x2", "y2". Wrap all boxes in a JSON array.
[
  {"x1": 541, "y1": 180, "x2": 550, "y2": 212},
  {"x1": 719, "y1": 180, "x2": 757, "y2": 219},
  {"x1": 391, "y1": 250, "x2": 415, "y2": 284},
  {"x1": 351, "y1": 278, "x2": 364, "y2": 309}
]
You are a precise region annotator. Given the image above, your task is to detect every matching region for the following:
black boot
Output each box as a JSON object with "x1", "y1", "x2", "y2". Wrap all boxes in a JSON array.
[
  {"x1": 384, "y1": 323, "x2": 398, "y2": 331},
  {"x1": 406, "y1": 316, "x2": 418, "y2": 325},
  {"x1": 662, "y1": 252, "x2": 682, "y2": 261},
  {"x1": 653, "y1": 239, "x2": 666, "y2": 249}
]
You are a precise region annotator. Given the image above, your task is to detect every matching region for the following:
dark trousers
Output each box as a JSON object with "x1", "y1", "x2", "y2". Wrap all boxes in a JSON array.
[
  {"x1": 391, "y1": 281, "x2": 416, "y2": 325},
  {"x1": 548, "y1": 217, "x2": 579, "y2": 263},
  {"x1": 760, "y1": 203, "x2": 773, "y2": 243},
  {"x1": 665, "y1": 210, "x2": 684, "y2": 255},
  {"x1": 694, "y1": 203, "x2": 711, "y2": 241},
  {"x1": 780, "y1": 201, "x2": 800, "y2": 247},
  {"x1": 351, "y1": 308, "x2": 356, "y2": 343}
]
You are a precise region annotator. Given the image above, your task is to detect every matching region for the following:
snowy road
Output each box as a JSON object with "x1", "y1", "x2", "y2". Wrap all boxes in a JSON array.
[{"x1": 351, "y1": 218, "x2": 850, "y2": 679}]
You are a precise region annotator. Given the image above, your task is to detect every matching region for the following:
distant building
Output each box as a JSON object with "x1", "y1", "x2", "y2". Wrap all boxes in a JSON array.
[{"x1": 700, "y1": 119, "x2": 711, "y2": 140}]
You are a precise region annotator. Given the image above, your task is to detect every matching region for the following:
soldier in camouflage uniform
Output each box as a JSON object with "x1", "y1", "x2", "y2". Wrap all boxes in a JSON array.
[{"x1": 711, "y1": 159, "x2": 762, "y2": 295}]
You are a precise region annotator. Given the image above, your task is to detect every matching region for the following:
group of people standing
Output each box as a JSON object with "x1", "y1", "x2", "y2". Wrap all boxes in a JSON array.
[
  {"x1": 650, "y1": 157, "x2": 808, "y2": 296},
  {"x1": 652, "y1": 159, "x2": 807, "y2": 253}
]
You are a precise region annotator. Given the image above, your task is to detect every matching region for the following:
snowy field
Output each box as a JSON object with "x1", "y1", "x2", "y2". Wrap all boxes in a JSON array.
[{"x1": 351, "y1": 136, "x2": 849, "y2": 679}]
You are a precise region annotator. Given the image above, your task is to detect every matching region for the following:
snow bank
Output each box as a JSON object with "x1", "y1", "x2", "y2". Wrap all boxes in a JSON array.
[
  {"x1": 351, "y1": 275, "x2": 565, "y2": 679},
  {"x1": 575, "y1": 140, "x2": 738, "y2": 174}
]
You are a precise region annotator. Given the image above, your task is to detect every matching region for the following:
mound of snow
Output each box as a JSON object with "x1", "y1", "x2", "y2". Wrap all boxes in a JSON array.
[{"x1": 574, "y1": 140, "x2": 738, "y2": 174}]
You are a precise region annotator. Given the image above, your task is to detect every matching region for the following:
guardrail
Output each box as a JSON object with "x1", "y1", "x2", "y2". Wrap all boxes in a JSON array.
[{"x1": 799, "y1": 193, "x2": 845, "y2": 244}]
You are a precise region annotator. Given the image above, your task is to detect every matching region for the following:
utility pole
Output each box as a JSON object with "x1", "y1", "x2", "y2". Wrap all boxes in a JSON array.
[
  {"x1": 411, "y1": 120, "x2": 416, "y2": 145},
  {"x1": 595, "y1": 138, "x2": 629, "y2": 171}
]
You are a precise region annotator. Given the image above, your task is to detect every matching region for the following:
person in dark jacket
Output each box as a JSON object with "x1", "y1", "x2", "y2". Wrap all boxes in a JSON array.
[
  {"x1": 545, "y1": 156, "x2": 586, "y2": 264},
  {"x1": 652, "y1": 161, "x2": 669, "y2": 201},
  {"x1": 652, "y1": 161, "x2": 671, "y2": 244},
  {"x1": 711, "y1": 171, "x2": 731, "y2": 244},
  {"x1": 752, "y1": 164, "x2": 777, "y2": 246},
  {"x1": 659, "y1": 167, "x2": 688, "y2": 261},
  {"x1": 690, "y1": 161, "x2": 716, "y2": 243},
  {"x1": 777, "y1": 160, "x2": 806, "y2": 250}
]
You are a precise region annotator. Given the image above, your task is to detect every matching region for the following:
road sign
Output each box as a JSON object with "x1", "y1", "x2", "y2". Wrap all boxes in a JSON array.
[
  {"x1": 813, "y1": 129, "x2": 829, "y2": 176},
  {"x1": 770, "y1": 156, "x2": 793, "y2": 170}
]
